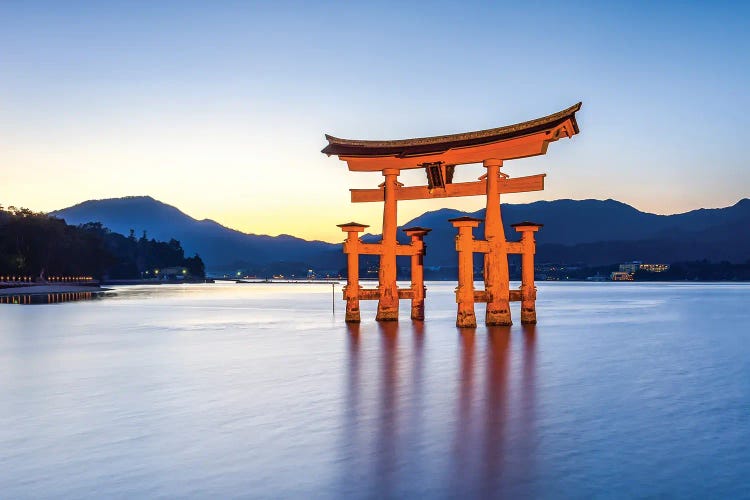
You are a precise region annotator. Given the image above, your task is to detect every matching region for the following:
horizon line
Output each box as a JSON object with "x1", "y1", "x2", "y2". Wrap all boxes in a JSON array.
[{"x1": 39, "y1": 194, "x2": 750, "y2": 244}]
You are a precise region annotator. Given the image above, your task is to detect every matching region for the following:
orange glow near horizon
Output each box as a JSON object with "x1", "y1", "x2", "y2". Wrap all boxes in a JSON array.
[
  {"x1": 9, "y1": 185, "x2": 747, "y2": 245},
  {"x1": 4, "y1": 178, "x2": 744, "y2": 245},
  {"x1": 3, "y1": 111, "x2": 746, "y2": 244}
]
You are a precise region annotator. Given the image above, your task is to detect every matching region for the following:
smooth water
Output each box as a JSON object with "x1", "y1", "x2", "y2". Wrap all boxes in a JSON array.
[{"x1": 0, "y1": 282, "x2": 748, "y2": 499}]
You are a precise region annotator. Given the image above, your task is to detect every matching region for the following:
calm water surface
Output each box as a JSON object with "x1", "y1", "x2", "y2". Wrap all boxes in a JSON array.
[{"x1": 0, "y1": 282, "x2": 748, "y2": 498}]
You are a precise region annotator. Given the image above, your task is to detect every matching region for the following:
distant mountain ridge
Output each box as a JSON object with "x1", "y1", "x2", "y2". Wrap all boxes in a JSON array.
[
  {"x1": 51, "y1": 196, "x2": 750, "y2": 272},
  {"x1": 392, "y1": 198, "x2": 750, "y2": 266},
  {"x1": 51, "y1": 196, "x2": 341, "y2": 272}
]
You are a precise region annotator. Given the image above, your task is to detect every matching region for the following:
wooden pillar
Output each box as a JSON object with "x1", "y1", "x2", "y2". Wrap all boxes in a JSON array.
[
  {"x1": 403, "y1": 226, "x2": 431, "y2": 321},
  {"x1": 512, "y1": 222, "x2": 543, "y2": 324},
  {"x1": 483, "y1": 159, "x2": 512, "y2": 326},
  {"x1": 450, "y1": 217, "x2": 482, "y2": 328},
  {"x1": 338, "y1": 222, "x2": 369, "y2": 323},
  {"x1": 377, "y1": 168, "x2": 400, "y2": 321}
]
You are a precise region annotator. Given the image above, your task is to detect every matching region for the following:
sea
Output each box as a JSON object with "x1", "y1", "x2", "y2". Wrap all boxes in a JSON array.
[{"x1": 0, "y1": 282, "x2": 748, "y2": 499}]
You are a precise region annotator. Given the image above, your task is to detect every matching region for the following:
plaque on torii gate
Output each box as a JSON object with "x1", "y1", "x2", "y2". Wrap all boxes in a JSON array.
[{"x1": 323, "y1": 102, "x2": 581, "y2": 327}]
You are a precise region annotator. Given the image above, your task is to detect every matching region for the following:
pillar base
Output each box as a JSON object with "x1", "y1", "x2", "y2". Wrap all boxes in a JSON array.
[
  {"x1": 376, "y1": 314, "x2": 399, "y2": 321},
  {"x1": 486, "y1": 301, "x2": 512, "y2": 326},
  {"x1": 345, "y1": 311, "x2": 361, "y2": 323},
  {"x1": 377, "y1": 283, "x2": 399, "y2": 321},
  {"x1": 411, "y1": 303, "x2": 425, "y2": 321},
  {"x1": 345, "y1": 296, "x2": 360, "y2": 323},
  {"x1": 521, "y1": 304, "x2": 536, "y2": 324},
  {"x1": 456, "y1": 310, "x2": 477, "y2": 328},
  {"x1": 376, "y1": 304, "x2": 399, "y2": 321}
]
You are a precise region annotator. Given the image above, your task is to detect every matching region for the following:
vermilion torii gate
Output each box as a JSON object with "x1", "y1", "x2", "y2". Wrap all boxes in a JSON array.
[{"x1": 323, "y1": 102, "x2": 581, "y2": 327}]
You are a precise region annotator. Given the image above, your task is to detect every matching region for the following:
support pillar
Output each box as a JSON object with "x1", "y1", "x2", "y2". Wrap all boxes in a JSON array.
[
  {"x1": 483, "y1": 159, "x2": 512, "y2": 326},
  {"x1": 450, "y1": 217, "x2": 482, "y2": 328},
  {"x1": 512, "y1": 222, "x2": 543, "y2": 324},
  {"x1": 403, "y1": 226, "x2": 431, "y2": 320},
  {"x1": 338, "y1": 222, "x2": 369, "y2": 323},
  {"x1": 377, "y1": 168, "x2": 400, "y2": 321}
]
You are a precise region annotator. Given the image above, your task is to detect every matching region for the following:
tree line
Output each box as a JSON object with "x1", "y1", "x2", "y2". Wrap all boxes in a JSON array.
[{"x1": 0, "y1": 206, "x2": 205, "y2": 279}]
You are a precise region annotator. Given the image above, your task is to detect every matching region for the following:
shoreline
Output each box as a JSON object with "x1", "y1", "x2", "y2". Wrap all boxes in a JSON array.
[{"x1": 0, "y1": 284, "x2": 109, "y2": 296}]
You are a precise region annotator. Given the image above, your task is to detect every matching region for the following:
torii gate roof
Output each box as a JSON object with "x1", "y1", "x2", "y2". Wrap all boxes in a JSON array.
[{"x1": 322, "y1": 102, "x2": 581, "y2": 171}]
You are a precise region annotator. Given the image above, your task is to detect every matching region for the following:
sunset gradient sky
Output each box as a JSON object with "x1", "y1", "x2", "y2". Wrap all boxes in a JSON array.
[{"x1": 2, "y1": 1, "x2": 748, "y2": 241}]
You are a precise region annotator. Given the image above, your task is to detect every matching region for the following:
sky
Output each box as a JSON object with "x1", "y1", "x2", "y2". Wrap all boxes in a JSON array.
[{"x1": 1, "y1": 1, "x2": 748, "y2": 242}]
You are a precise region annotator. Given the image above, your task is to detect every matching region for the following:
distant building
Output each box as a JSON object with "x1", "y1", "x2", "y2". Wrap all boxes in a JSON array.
[
  {"x1": 619, "y1": 261, "x2": 642, "y2": 274},
  {"x1": 619, "y1": 261, "x2": 669, "y2": 274},
  {"x1": 610, "y1": 271, "x2": 634, "y2": 281},
  {"x1": 640, "y1": 263, "x2": 669, "y2": 272}
]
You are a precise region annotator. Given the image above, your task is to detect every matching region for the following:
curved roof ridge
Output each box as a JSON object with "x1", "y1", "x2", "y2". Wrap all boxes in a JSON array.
[{"x1": 323, "y1": 102, "x2": 581, "y2": 153}]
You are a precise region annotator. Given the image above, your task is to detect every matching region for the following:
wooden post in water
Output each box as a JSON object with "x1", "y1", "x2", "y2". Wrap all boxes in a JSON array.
[
  {"x1": 512, "y1": 222, "x2": 542, "y2": 324},
  {"x1": 483, "y1": 159, "x2": 512, "y2": 326},
  {"x1": 377, "y1": 168, "x2": 400, "y2": 321},
  {"x1": 403, "y1": 227, "x2": 431, "y2": 321},
  {"x1": 337, "y1": 222, "x2": 369, "y2": 323},
  {"x1": 450, "y1": 217, "x2": 482, "y2": 328}
]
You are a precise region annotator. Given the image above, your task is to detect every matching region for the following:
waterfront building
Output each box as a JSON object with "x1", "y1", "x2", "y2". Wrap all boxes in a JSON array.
[
  {"x1": 640, "y1": 263, "x2": 670, "y2": 272},
  {"x1": 619, "y1": 261, "x2": 670, "y2": 274},
  {"x1": 611, "y1": 271, "x2": 634, "y2": 281}
]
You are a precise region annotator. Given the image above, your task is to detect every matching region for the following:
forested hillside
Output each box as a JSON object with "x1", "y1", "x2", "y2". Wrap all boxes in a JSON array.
[{"x1": 0, "y1": 206, "x2": 204, "y2": 279}]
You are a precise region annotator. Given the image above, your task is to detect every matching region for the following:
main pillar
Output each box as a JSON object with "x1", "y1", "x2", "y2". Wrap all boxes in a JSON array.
[
  {"x1": 512, "y1": 222, "x2": 542, "y2": 324},
  {"x1": 338, "y1": 222, "x2": 369, "y2": 323},
  {"x1": 483, "y1": 159, "x2": 512, "y2": 326},
  {"x1": 450, "y1": 217, "x2": 482, "y2": 328},
  {"x1": 403, "y1": 227, "x2": 431, "y2": 321},
  {"x1": 377, "y1": 168, "x2": 400, "y2": 321}
]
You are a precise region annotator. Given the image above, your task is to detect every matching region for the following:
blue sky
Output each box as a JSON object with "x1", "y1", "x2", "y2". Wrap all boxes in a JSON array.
[{"x1": 1, "y1": 1, "x2": 748, "y2": 241}]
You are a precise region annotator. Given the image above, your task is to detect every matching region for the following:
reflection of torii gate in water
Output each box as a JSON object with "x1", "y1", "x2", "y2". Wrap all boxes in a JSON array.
[{"x1": 323, "y1": 102, "x2": 581, "y2": 327}]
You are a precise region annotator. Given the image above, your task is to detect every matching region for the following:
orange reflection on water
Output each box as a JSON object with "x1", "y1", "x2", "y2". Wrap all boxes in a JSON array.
[{"x1": 342, "y1": 321, "x2": 538, "y2": 496}]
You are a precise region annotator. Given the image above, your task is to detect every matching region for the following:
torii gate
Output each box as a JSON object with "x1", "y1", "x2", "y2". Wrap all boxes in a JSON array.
[{"x1": 323, "y1": 102, "x2": 581, "y2": 327}]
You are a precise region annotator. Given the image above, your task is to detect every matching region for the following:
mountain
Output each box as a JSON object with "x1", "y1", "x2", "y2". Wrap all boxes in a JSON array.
[
  {"x1": 51, "y1": 196, "x2": 750, "y2": 273},
  {"x1": 51, "y1": 196, "x2": 341, "y2": 272},
  {"x1": 394, "y1": 198, "x2": 750, "y2": 267},
  {"x1": 363, "y1": 198, "x2": 750, "y2": 267}
]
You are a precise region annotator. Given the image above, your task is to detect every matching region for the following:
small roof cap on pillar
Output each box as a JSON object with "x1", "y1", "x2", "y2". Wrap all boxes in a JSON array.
[
  {"x1": 448, "y1": 216, "x2": 484, "y2": 223},
  {"x1": 337, "y1": 222, "x2": 370, "y2": 231},
  {"x1": 448, "y1": 216, "x2": 483, "y2": 227},
  {"x1": 511, "y1": 221, "x2": 543, "y2": 231},
  {"x1": 402, "y1": 226, "x2": 432, "y2": 236}
]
